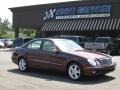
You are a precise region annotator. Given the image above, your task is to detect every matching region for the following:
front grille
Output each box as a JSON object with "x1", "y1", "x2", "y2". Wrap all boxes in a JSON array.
[{"x1": 99, "y1": 59, "x2": 112, "y2": 65}]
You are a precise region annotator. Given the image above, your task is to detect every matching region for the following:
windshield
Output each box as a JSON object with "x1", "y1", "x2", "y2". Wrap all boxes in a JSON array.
[
  {"x1": 54, "y1": 39, "x2": 84, "y2": 52},
  {"x1": 63, "y1": 37, "x2": 77, "y2": 42}
]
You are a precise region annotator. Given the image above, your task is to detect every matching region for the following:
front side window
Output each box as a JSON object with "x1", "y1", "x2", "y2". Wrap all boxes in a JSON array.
[
  {"x1": 27, "y1": 40, "x2": 42, "y2": 49},
  {"x1": 42, "y1": 40, "x2": 55, "y2": 52}
]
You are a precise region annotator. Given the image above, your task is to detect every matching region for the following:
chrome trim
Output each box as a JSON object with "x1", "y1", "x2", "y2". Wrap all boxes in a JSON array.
[
  {"x1": 29, "y1": 59, "x2": 63, "y2": 66},
  {"x1": 98, "y1": 57, "x2": 112, "y2": 66}
]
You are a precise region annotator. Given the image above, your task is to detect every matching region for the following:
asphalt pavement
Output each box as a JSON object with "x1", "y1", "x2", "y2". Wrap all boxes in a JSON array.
[{"x1": 0, "y1": 49, "x2": 120, "y2": 90}]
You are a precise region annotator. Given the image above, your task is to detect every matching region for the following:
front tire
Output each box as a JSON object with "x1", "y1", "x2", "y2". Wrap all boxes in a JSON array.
[
  {"x1": 18, "y1": 58, "x2": 28, "y2": 72},
  {"x1": 67, "y1": 62, "x2": 83, "y2": 80}
]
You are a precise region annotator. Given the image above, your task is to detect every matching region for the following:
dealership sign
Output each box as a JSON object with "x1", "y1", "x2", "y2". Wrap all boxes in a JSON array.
[{"x1": 44, "y1": 4, "x2": 112, "y2": 20}]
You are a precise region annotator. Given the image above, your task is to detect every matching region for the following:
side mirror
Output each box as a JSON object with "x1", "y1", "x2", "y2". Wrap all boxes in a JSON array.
[{"x1": 52, "y1": 47, "x2": 60, "y2": 54}]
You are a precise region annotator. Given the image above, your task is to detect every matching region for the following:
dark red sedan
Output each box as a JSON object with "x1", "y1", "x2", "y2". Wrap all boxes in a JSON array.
[{"x1": 12, "y1": 38, "x2": 116, "y2": 80}]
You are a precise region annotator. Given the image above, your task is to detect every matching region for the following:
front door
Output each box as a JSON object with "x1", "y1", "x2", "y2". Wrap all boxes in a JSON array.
[{"x1": 40, "y1": 40, "x2": 67, "y2": 70}]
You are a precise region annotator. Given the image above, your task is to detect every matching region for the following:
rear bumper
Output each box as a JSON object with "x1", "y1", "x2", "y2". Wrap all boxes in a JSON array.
[
  {"x1": 83, "y1": 62, "x2": 116, "y2": 76},
  {"x1": 11, "y1": 55, "x2": 18, "y2": 65}
]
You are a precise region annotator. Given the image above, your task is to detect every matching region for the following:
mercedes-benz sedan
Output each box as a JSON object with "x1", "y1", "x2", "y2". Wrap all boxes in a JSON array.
[{"x1": 12, "y1": 38, "x2": 116, "y2": 80}]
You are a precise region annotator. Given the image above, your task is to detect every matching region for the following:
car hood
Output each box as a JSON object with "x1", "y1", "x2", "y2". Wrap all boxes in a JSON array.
[{"x1": 67, "y1": 50, "x2": 109, "y2": 60}]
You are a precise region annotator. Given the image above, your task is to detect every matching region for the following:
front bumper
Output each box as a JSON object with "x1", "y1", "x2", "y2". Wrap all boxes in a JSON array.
[{"x1": 83, "y1": 62, "x2": 116, "y2": 76}]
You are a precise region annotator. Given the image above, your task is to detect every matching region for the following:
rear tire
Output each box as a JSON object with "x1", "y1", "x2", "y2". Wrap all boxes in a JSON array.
[
  {"x1": 18, "y1": 58, "x2": 28, "y2": 72},
  {"x1": 67, "y1": 62, "x2": 83, "y2": 80}
]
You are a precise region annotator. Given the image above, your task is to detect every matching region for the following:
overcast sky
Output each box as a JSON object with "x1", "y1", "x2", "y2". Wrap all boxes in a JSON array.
[{"x1": 0, "y1": 0, "x2": 78, "y2": 23}]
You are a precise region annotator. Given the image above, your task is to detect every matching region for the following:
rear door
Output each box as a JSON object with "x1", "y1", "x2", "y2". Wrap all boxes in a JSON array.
[{"x1": 25, "y1": 40, "x2": 43, "y2": 68}]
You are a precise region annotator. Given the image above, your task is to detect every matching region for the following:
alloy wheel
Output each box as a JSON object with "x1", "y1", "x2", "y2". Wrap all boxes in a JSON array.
[
  {"x1": 68, "y1": 63, "x2": 82, "y2": 80},
  {"x1": 18, "y1": 58, "x2": 28, "y2": 72}
]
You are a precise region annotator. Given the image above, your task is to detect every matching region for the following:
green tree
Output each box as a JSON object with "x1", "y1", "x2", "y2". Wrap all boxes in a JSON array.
[
  {"x1": 0, "y1": 17, "x2": 36, "y2": 38},
  {"x1": 0, "y1": 18, "x2": 14, "y2": 38},
  {"x1": 20, "y1": 28, "x2": 36, "y2": 37},
  {"x1": 0, "y1": 18, "x2": 7, "y2": 38}
]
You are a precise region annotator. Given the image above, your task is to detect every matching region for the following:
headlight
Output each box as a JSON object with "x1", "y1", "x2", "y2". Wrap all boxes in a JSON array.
[
  {"x1": 109, "y1": 56, "x2": 113, "y2": 63},
  {"x1": 87, "y1": 59, "x2": 97, "y2": 66},
  {"x1": 96, "y1": 60, "x2": 101, "y2": 66}
]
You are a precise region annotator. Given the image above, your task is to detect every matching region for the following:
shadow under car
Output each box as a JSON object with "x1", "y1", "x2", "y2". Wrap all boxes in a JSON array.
[{"x1": 8, "y1": 68, "x2": 116, "y2": 85}]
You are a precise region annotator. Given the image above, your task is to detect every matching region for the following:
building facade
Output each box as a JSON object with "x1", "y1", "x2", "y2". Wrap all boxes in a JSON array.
[{"x1": 10, "y1": 0, "x2": 120, "y2": 38}]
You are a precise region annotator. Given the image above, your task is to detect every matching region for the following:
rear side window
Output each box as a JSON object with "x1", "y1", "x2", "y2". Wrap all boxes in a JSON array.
[{"x1": 27, "y1": 40, "x2": 42, "y2": 49}]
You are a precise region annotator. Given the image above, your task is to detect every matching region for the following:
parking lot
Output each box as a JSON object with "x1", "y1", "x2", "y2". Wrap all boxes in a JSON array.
[{"x1": 0, "y1": 49, "x2": 120, "y2": 90}]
